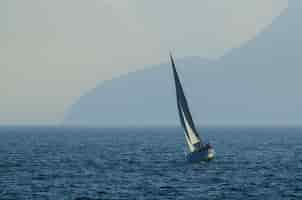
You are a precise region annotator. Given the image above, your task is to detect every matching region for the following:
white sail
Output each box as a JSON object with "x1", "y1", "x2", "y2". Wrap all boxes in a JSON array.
[
  {"x1": 170, "y1": 54, "x2": 203, "y2": 152},
  {"x1": 180, "y1": 109, "x2": 200, "y2": 144},
  {"x1": 180, "y1": 108, "x2": 200, "y2": 152},
  {"x1": 184, "y1": 130, "x2": 195, "y2": 152}
]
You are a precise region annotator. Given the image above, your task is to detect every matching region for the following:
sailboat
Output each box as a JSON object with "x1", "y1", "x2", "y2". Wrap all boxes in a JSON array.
[{"x1": 170, "y1": 54, "x2": 215, "y2": 162}]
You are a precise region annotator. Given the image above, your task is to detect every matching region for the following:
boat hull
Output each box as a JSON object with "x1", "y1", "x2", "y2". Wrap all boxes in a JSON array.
[{"x1": 186, "y1": 148, "x2": 215, "y2": 162}]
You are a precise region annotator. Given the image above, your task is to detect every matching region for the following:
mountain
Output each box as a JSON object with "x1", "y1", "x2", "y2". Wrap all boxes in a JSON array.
[{"x1": 64, "y1": 2, "x2": 302, "y2": 126}]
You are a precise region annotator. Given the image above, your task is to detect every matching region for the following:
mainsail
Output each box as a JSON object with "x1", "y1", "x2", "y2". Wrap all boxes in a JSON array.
[{"x1": 170, "y1": 54, "x2": 203, "y2": 152}]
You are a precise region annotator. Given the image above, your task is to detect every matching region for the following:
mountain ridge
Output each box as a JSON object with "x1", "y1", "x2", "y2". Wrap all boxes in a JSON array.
[{"x1": 64, "y1": 3, "x2": 302, "y2": 126}]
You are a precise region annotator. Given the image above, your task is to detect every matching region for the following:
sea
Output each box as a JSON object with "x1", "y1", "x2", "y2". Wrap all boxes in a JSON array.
[{"x1": 0, "y1": 126, "x2": 301, "y2": 200}]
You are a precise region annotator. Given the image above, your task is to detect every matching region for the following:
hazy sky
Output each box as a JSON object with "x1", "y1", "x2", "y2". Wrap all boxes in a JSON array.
[{"x1": 1, "y1": 0, "x2": 288, "y2": 124}]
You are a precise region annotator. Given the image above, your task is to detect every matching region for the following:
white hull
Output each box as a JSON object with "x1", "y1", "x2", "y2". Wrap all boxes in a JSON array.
[{"x1": 186, "y1": 148, "x2": 215, "y2": 162}]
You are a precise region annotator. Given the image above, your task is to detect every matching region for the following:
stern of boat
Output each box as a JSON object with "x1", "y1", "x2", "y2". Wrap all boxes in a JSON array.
[{"x1": 187, "y1": 148, "x2": 215, "y2": 162}]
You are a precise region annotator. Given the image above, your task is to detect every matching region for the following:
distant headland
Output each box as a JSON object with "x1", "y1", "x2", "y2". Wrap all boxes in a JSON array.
[{"x1": 64, "y1": 1, "x2": 302, "y2": 126}]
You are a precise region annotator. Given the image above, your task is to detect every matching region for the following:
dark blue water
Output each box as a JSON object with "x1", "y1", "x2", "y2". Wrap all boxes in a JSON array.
[{"x1": 0, "y1": 127, "x2": 302, "y2": 200}]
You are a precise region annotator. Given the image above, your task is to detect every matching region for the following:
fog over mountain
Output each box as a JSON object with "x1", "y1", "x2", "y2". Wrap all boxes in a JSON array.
[{"x1": 64, "y1": 1, "x2": 302, "y2": 126}]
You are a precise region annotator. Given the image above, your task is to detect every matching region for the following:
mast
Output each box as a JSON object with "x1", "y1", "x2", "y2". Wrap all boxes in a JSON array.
[{"x1": 170, "y1": 54, "x2": 203, "y2": 152}]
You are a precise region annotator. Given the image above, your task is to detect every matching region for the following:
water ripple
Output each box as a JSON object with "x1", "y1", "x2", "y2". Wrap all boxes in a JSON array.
[{"x1": 0, "y1": 127, "x2": 301, "y2": 199}]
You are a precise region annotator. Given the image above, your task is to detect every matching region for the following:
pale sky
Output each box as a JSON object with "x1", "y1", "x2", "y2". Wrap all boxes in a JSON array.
[{"x1": 0, "y1": 0, "x2": 288, "y2": 124}]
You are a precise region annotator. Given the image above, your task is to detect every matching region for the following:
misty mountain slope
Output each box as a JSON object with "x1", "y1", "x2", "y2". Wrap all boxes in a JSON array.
[
  {"x1": 64, "y1": 58, "x2": 219, "y2": 125},
  {"x1": 64, "y1": 2, "x2": 302, "y2": 126}
]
